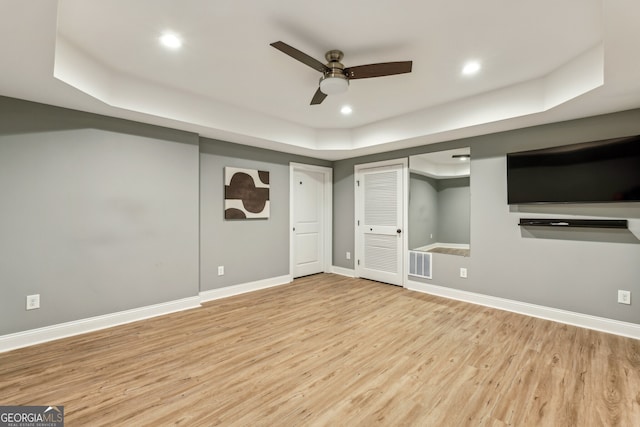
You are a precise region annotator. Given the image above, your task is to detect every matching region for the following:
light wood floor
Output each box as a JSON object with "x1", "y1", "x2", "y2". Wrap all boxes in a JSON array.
[
  {"x1": 1, "y1": 274, "x2": 639, "y2": 426},
  {"x1": 427, "y1": 247, "x2": 470, "y2": 257}
]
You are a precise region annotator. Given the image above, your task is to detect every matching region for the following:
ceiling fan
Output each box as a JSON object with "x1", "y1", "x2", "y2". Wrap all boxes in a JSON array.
[{"x1": 270, "y1": 41, "x2": 413, "y2": 105}]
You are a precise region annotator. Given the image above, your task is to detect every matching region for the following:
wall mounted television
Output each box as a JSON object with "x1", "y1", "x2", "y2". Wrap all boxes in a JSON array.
[{"x1": 506, "y1": 135, "x2": 640, "y2": 204}]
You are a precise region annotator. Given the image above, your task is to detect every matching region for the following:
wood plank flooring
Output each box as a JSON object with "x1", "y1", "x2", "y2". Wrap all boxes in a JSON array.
[
  {"x1": 427, "y1": 247, "x2": 470, "y2": 257},
  {"x1": 1, "y1": 274, "x2": 639, "y2": 426}
]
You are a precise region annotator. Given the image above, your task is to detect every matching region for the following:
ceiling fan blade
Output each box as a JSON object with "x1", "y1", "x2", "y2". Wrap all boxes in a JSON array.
[
  {"x1": 310, "y1": 87, "x2": 327, "y2": 105},
  {"x1": 345, "y1": 61, "x2": 413, "y2": 79},
  {"x1": 270, "y1": 41, "x2": 329, "y2": 73}
]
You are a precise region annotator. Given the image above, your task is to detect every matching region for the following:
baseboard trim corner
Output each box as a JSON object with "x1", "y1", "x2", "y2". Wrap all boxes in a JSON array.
[
  {"x1": 199, "y1": 274, "x2": 292, "y2": 303},
  {"x1": 0, "y1": 296, "x2": 201, "y2": 353},
  {"x1": 406, "y1": 280, "x2": 640, "y2": 340},
  {"x1": 331, "y1": 266, "x2": 356, "y2": 277}
]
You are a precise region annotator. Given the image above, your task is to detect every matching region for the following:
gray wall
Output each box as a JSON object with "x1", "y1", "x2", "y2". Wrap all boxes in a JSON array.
[
  {"x1": 3, "y1": 94, "x2": 640, "y2": 337},
  {"x1": 333, "y1": 109, "x2": 640, "y2": 324},
  {"x1": 437, "y1": 177, "x2": 470, "y2": 244},
  {"x1": 199, "y1": 138, "x2": 330, "y2": 291},
  {"x1": 409, "y1": 174, "x2": 438, "y2": 249},
  {"x1": 408, "y1": 174, "x2": 470, "y2": 248},
  {"x1": 0, "y1": 97, "x2": 200, "y2": 335},
  {"x1": 0, "y1": 96, "x2": 330, "y2": 336},
  {"x1": 333, "y1": 144, "x2": 473, "y2": 269}
]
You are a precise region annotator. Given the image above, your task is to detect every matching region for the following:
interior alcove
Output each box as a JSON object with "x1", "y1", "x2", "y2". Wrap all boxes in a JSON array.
[{"x1": 409, "y1": 148, "x2": 471, "y2": 257}]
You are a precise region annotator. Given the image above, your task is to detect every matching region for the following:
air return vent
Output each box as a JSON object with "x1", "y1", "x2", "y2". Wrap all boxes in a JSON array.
[{"x1": 409, "y1": 251, "x2": 432, "y2": 279}]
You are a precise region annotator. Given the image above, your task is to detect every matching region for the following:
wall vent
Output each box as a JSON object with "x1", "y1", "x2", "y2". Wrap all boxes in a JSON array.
[{"x1": 409, "y1": 250, "x2": 432, "y2": 279}]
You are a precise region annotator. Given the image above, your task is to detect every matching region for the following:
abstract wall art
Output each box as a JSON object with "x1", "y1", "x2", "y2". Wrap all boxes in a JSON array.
[{"x1": 224, "y1": 167, "x2": 270, "y2": 219}]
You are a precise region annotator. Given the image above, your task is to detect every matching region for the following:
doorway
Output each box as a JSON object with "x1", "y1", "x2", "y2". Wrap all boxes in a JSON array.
[
  {"x1": 290, "y1": 163, "x2": 333, "y2": 278},
  {"x1": 354, "y1": 159, "x2": 408, "y2": 286}
]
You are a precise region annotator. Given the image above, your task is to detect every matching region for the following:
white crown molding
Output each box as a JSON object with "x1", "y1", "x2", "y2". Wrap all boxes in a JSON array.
[{"x1": 51, "y1": 31, "x2": 604, "y2": 160}]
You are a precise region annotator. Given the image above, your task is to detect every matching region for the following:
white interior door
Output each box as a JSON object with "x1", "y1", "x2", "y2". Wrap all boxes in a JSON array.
[
  {"x1": 356, "y1": 162, "x2": 405, "y2": 286},
  {"x1": 293, "y1": 169, "x2": 325, "y2": 278}
]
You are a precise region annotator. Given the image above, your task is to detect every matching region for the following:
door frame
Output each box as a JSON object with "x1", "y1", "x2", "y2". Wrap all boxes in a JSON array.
[
  {"x1": 289, "y1": 162, "x2": 333, "y2": 279},
  {"x1": 354, "y1": 158, "x2": 408, "y2": 287}
]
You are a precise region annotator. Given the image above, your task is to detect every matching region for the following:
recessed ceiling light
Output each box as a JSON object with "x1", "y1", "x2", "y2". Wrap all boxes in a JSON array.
[
  {"x1": 159, "y1": 32, "x2": 182, "y2": 50},
  {"x1": 462, "y1": 61, "x2": 481, "y2": 76},
  {"x1": 341, "y1": 105, "x2": 353, "y2": 115},
  {"x1": 452, "y1": 154, "x2": 471, "y2": 161}
]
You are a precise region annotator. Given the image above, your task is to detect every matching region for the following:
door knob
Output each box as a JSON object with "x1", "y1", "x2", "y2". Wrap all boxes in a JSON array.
[{"x1": 397, "y1": 229, "x2": 402, "y2": 234}]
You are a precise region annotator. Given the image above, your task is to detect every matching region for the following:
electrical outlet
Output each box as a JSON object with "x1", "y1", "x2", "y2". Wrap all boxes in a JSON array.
[
  {"x1": 346, "y1": 252, "x2": 351, "y2": 260},
  {"x1": 218, "y1": 266, "x2": 224, "y2": 276},
  {"x1": 618, "y1": 290, "x2": 631, "y2": 305},
  {"x1": 460, "y1": 268, "x2": 468, "y2": 278},
  {"x1": 26, "y1": 294, "x2": 40, "y2": 310}
]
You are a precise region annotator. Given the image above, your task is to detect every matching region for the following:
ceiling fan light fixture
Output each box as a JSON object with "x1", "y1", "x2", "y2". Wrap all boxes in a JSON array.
[
  {"x1": 270, "y1": 41, "x2": 412, "y2": 105},
  {"x1": 319, "y1": 75, "x2": 349, "y2": 95}
]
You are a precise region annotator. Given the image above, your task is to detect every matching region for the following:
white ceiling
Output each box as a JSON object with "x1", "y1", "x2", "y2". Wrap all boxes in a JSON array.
[
  {"x1": 1, "y1": 0, "x2": 640, "y2": 160},
  {"x1": 411, "y1": 148, "x2": 471, "y2": 179}
]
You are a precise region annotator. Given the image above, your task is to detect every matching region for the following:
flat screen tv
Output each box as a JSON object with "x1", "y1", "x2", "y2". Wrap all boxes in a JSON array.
[{"x1": 506, "y1": 135, "x2": 640, "y2": 204}]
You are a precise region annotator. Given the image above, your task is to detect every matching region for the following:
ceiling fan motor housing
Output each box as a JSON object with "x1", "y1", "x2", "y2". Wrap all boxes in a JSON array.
[{"x1": 320, "y1": 49, "x2": 349, "y2": 95}]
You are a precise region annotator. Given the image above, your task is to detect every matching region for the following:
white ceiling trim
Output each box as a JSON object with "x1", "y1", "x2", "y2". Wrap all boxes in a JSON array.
[
  {"x1": 2, "y1": 1, "x2": 639, "y2": 161},
  {"x1": 54, "y1": 36, "x2": 603, "y2": 156},
  {"x1": 352, "y1": 45, "x2": 604, "y2": 149},
  {"x1": 410, "y1": 148, "x2": 471, "y2": 179},
  {"x1": 54, "y1": 36, "x2": 318, "y2": 150}
]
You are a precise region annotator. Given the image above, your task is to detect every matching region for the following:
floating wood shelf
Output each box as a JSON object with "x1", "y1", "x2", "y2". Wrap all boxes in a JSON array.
[{"x1": 518, "y1": 218, "x2": 628, "y2": 229}]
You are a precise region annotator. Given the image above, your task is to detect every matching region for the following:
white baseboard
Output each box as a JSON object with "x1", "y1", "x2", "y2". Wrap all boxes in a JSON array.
[
  {"x1": 7, "y1": 274, "x2": 634, "y2": 353},
  {"x1": 0, "y1": 296, "x2": 201, "y2": 353},
  {"x1": 1, "y1": 274, "x2": 294, "y2": 353},
  {"x1": 406, "y1": 280, "x2": 640, "y2": 340},
  {"x1": 331, "y1": 266, "x2": 356, "y2": 277},
  {"x1": 415, "y1": 242, "x2": 470, "y2": 251},
  {"x1": 199, "y1": 274, "x2": 292, "y2": 302}
]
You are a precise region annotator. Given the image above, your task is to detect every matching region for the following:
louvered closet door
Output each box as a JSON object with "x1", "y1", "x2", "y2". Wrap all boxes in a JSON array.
[{"x1": 357, "y1": 164, "x2": 404, "y2": 286}]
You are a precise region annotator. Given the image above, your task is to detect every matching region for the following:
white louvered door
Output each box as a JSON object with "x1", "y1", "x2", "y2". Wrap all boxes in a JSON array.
[{"x1": 356, "y1": 163, "x2": 404, "y2": 286}]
